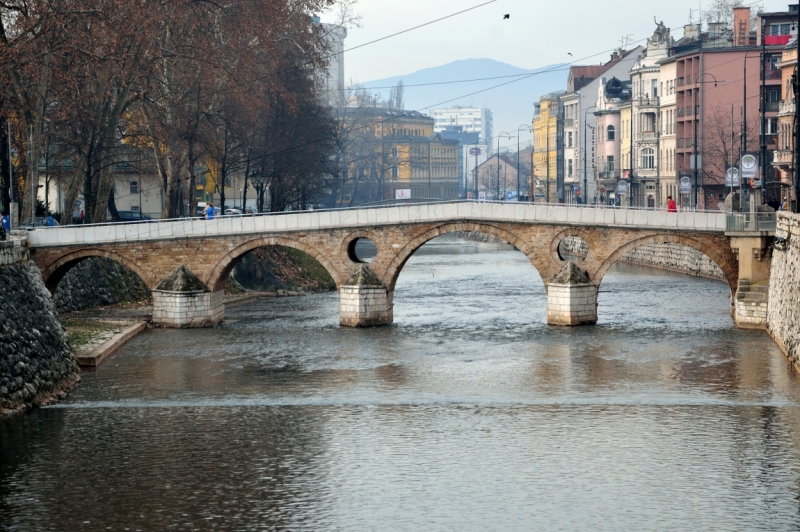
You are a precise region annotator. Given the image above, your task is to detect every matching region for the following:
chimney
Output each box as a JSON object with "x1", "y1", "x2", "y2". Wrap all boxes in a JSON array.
[
  {"x1": 683, "y1": 23, "x2": 701, "y2": 40},
  {"x1": 708, "y1": 21, "x2": 725, "y2": 39},
  {"x1": 733, "y1": 7, "x2": 751, "y2": 46}
]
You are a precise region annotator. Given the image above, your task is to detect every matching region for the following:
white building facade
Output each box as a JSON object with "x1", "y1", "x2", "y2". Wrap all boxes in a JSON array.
[{"x1": 429, "y1": 106, "x2": 493, "y2": 148}]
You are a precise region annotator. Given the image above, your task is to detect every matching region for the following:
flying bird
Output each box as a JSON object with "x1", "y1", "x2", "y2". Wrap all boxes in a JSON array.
[
  {"x1": 567, "y1": 52, "x2": 573, "y2": 56},
  {"x1": 503, "y1": 14, "x2": 510, "y2": 19}
]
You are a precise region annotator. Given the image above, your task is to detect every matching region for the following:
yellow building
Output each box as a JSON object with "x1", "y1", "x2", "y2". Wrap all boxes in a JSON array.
[
  {"x1": 342, "y1": 107, "x2": 459, "y2": 203},
  {"x1": 533, "y1": 92, "x2": 564, "y2": 202}
]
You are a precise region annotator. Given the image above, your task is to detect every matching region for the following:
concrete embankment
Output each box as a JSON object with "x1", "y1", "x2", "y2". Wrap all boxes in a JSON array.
[
  {"x1": 767, "y1": 212, "x2": 800, "y2": 370},
  {"x1": 0, "y1": 238, "x2": 80, "y2": 416}
]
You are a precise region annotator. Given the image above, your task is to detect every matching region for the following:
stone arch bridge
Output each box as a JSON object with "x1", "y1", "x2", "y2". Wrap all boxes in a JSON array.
[{"x1": 26, "y1": 203, "x2": 773, "y2": 328}]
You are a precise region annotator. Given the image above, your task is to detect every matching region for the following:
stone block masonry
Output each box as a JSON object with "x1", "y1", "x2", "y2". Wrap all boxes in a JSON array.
[
  {"x1": 151, "y1": 265, "x2": 224, "y2": 328},
  {"x1": 546, "y1": 262, "x2": 598, "y2": 326},
  {"x1": 0, "y1": 237, "x2": 80, "y2": 416},
  {"x1": 767, "y1": 213, "x2": 800, "y2": 369},
  {"x1": 339, "y1": 264, "x2": 393, "y2": 327}
]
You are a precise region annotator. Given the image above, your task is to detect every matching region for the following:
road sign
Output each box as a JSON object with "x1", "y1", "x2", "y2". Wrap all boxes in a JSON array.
[
  {"x1": 395, "y1": 189, "x2": 411, "y2": 200},
  {"x1": 616, "y1": 180, "x2": 628, "y2": 195},
  {"x1": 469, "y1": 147, "x2": 482, "y2": 155},
  {"x1": 679, "y1": 176, "x2": 692, "y2": 194},
  {"x1": 478, "y1": 190, "x2": 487, "y2": 201},
  {"x1": 741, "y1": 154, "x2": 757, "y2": 179},
  {"x1": 725, "y1": 167, "x2": 740, "y2": 187}
]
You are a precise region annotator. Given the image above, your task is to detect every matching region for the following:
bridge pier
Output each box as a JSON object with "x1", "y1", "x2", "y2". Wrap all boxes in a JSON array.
[
  {"x1": 546, "y1": 262, "x2": 598, "y2": 326},
  {"x1": 151, "y1": 265, "x2": 224, "y2": 328},
  {"x1": 339, "y1": 265, "x2": 393, "y2": 327},
  {"x1": 729, "y1": 234, "x2": 772, "y2": 329}
]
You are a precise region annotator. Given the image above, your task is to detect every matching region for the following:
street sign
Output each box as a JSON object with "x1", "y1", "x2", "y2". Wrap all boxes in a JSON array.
[
  {"x1": 741, "y1": 154, "x2": 758, "y2": 179},
  {"x1": 478, "y1": 190, "x2": 487, "y2": 201},
  {"x1": 725, "y1": 167, "x2": 740, "y2": 187},
  {"x1": 616, "y1": 180, "x2": 628, "y2": 195},
  {"x1": 469, "y1": 147, "x2": 482, "y2": 155},
  {"x1": 395, "y1": 189, "x2": 411, "y2": 200},
  {"x1": 679, "y1": 176, "x2": 692, "y2": 194}
]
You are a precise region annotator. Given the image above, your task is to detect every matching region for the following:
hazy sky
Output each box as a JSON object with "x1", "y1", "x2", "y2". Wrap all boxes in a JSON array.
[{"x1": 321, "y1": 0, "x2": 790, "y2": 83}]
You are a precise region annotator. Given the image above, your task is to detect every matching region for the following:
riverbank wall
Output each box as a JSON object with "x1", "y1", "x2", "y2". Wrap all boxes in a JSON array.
[
  {"x1": 767, "y1": 212, "x2": 800, "y2": 370},
  {"x1": 0, "y1": 238, "x2": 80, "y2": 416}
]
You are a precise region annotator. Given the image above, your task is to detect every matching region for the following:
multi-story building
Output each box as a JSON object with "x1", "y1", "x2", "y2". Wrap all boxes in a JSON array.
[
  {"x1": 533, "y1": 92, "x2": 565, "y2": 202},
  {"x1": 657, "y1": 6, "x2": 787, "y2": 210},
  {"x1": 474, "y1": 154, "x2": 520, "y2": 200},
  {"x1": 340, "y1": 108, "x2": 460, "y2": 204},
  {"x1": 594, "y1": 77, "x2": 629, "y2": 205},
  {"x1": 773, "y1": 37, "x2": 797, "y2": 201},
  {"x1": 559, "y1": 47, "x2": 643, "y2": 203},
  {"x1": 628, "y1": 21, "x2": 671, "y2": 208},
  {"x1": 320, "y1": 22, "x2": 347, "y2": 106},
  {"x1": 438, "y1": 129, "x2": 482, "y2": 199},
  {"x1": 659, "y1": 57, "x2": 678, "y2": 206},
  {"x1": 429, "y1": 106, "x2": 493, "y2": 148}
]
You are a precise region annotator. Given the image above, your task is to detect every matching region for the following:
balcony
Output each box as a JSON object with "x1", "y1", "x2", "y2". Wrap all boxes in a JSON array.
[
  {"x1": 563, "y1": 118, "x2": 575, "y2": 128},
  {"x1": 764, "y1": 101, "x2": 780, "y2": 112},
  {"x1": 762, "y1": 69, "x2": 782, "y2": 80},
  {"x1": 598, "y1": 170, "x2": 619, "y2": 181},
  {"x1": 677, "y1": 138, "x2": 685, "y2": 148},
  {"x1": 677, "y1": 77, "x2": 685, "y2": 86},
  {"x1": 677, "y1": 108, "x2": 685, "y2": 117},
  {"x1": 778, "y1": 100, "x2": 796, "y2": 116},
  {"x1": 773, "y1": 149, "x2": 794, "y2": 166},
  {"x1": 637, "y1": 131, "x2": 658, "y2": 142},
  {"x1": 634, "y1": 96, "x2": 659, "y2": 108}
]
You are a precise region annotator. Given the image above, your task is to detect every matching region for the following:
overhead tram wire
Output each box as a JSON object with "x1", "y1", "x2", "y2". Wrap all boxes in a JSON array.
[{"x1": 128, "y1": 15, "x2": 760, "y2": 200}]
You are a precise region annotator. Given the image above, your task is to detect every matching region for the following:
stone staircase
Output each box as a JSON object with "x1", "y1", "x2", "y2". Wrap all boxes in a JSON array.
[{"x1": 735, "y1": 280, "x2": 769, "y2": 329}]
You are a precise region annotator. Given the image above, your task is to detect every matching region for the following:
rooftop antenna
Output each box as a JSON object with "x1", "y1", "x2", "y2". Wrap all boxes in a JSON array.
[{"x1": 620, "y1": 34, "x2": 634, "y2": 49}]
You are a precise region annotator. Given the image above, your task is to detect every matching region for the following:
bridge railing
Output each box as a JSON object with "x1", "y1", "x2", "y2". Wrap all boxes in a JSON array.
[
  {"x1": 725, "y1": 212, "x2": 777, "y2": 233},
  {"x1": 34, "y1": 200, "x2": 720, "y2": 230}
]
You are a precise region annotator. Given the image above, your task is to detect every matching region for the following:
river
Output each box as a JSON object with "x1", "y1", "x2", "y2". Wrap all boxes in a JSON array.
[{"x1": 2, "y1": 236, "x2": 800, "y2": 531}]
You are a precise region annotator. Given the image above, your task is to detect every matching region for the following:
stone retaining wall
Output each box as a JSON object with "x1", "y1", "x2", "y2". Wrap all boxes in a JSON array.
[
  {"x1": 560, "y1": 238, "x2": 725, "y2": 281},
  {"x1": 767, "y1": 213, "x2": 800, "y2": 369},
  {"x1": 1, "y1": 238, "x2": 80, "y2": 416}
]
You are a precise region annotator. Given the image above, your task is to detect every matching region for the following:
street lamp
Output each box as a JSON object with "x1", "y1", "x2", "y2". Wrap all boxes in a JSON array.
[
  {"x1": 583, "y1": 105, "x2": 597, "y2": 206},
  {"x1": 517, "y1": 124, "x2": 532, "y2": 201},
  {"x1": 497, "y1": 131, "x2": 515, "y2": 200},
  {"x1": 694, "y1": 73, "x2": 720, "y2": 210}
]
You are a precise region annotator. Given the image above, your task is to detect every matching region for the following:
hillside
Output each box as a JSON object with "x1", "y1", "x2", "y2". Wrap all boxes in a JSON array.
[{"x1": 358, "y1": 58, "x2": 568, "y2": 147}]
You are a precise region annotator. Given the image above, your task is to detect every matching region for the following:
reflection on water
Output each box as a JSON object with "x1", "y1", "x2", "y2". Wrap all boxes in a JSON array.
[{"x1": 2, "y1": 236, "x2": 800, "y2": 531}]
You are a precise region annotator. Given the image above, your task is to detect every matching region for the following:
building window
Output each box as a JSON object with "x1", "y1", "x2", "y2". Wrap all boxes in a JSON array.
[
  {"x1": 391, "y1": 166, "x2": 398, "y2": 179},
  {"x1": 651, "y1": 79, "x2": 658, "y2": 98},
  {"x1": 130, "y1": 205, "x2": 139, "y2": 212},
  {"x1": 130, "y1": 181, "x2": 138, "y2": 194},
  {"x1": 606, "y1": 156, "x2": 614, "y2": 172},
  {"x1": 568, "y1": 159, "x2": 573, "y2": 176},
  {"x1": 607, "y1": 125, "x2": 615, "y2": 141},
  {"x1": 392, "y1": 147, "x2": 398, "y2": 158},
  {"x1": 568, "y1": 131, "x2": 573, "y2": 147},
  {"x1": 641, "y1": 148, "x2": 655, "y2": 169}
]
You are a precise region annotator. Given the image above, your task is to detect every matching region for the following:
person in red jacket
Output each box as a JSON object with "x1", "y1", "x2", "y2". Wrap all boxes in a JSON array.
[{"x1": 667, "y1": 196, "x2": 677, "y2": 212}]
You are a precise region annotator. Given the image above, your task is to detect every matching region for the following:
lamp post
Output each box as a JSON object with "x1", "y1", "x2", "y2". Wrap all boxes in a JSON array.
[
  {"x1": 497, "y1": 131, "x2": 515, "y2": 200},
  {"x1": 583, "y1": 105, "x2": 597, "y2": 206},
  {"x1": 693, "y1": 73, "x2": 720, "y2": 210},
  {"x1": 743, "y1": 49, "x2": 759, "y2": 203},
  {"x1": 517, "y1": 124, "x2": 532, "y2": 201}
]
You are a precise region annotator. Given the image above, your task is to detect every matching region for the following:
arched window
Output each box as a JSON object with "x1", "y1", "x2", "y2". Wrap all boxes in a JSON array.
[
  {"x1": 607, "y1": 125, "x2": 615, "y2": 140},
  {"x1": 641, "y1": 148, "x2": 655, "y2": 169},
  {"x1": 130, "y1": 181, "x2": 138, "y2": 194}
]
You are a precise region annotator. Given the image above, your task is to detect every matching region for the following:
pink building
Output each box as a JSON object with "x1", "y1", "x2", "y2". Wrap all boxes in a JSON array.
[
  {"x1": 661, "y1": 6, "x2": 788, "y2": 209},
  {"x1": 594, "y1": 77, "x2": 629, "y2": 205}
]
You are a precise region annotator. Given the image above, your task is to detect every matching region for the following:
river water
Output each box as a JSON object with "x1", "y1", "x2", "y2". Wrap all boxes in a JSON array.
[{"x1": 3, "y1": 236, "x2": 800, "y2": 531}]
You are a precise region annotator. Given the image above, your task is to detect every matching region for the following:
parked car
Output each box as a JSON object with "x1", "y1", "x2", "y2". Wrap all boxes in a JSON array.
[
  {"x1": 223, "y1": 208, "x2": 243, "y2": 217},
  {"x1": 116, "y1": 210, "x2": 155, "y2": 223},
  {"x1": 19, "y1": 217, "x2": 59, "y2": 230}
]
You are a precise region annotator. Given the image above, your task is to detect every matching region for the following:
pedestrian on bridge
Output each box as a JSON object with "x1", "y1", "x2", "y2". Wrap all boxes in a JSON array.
[
  {"x1": 1, "y1": 212, "x2": 9, "y2": 234},
  {"x1": 204, "y1": 202, "x2": 215, "y2": 220},
  {"x1": 667, "y1": 196, "x2": 677, "y2": 213}
]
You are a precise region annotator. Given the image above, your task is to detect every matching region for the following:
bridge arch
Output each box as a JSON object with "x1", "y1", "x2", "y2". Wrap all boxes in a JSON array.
[
  {"x1": 206, "y1": 236, "x2": 344, "y2": 292},
  {"x1": 382, "y1": 222, "x2": 547, "y2": 292},
  {"x1": 41, "y1": 248, "x2": 152, "y2": 294},
  {"x1": 592, "y1": 234, "x2": 738, "y2": 293}
]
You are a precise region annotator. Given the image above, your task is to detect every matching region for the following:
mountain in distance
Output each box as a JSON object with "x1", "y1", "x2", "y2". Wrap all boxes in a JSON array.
[{"x1": 357, "y1": 58, "x2": 568, "y2": 149}]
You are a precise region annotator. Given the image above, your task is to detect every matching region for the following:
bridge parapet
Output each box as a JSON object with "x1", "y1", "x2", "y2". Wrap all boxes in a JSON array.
[{"x1": 25, "y1": 202, "x2": 728, "y2": 249}]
